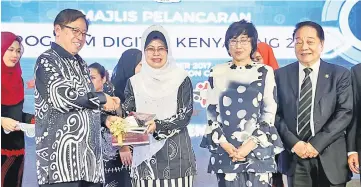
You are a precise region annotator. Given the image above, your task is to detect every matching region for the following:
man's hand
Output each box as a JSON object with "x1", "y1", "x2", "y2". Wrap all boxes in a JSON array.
[
  {"x1": 145, "y1": 120, "x2": 156, "y2": 134},
  {"x1": 103, "y1": 94, "x2": 119, "y2": 111},
  {"x1": 293, "y1": 141, "x2": 308, "y2": 158},
  {"x1": 119, "y1": 146, "x2": 132, "y2": 166},
  {"x1": 1, "y1": 117, "x2": 20, "y2": 132},
  {"x1": 112, "y1": 97, "x2": 122, "y2": 114},
  {"x1": 348, "y1": 153, "x2": 359, "y2": 174},
  {"x1": 305, "y1": 143, "x2": 319, "y2": 158}
]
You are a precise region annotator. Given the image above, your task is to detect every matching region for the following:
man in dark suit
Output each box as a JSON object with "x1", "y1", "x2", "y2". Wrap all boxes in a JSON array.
[
  {"x1": 347, "y1": 64, "x2": 361, "y2": 177},
  {"x1": 275, "y1": 21, "x2": 353, "y2": 187}
]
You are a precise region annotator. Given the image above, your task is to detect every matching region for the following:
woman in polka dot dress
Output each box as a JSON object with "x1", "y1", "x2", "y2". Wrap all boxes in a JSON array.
[{"x1": 200, "y1": 20, "x2": 284, "y2": 187}]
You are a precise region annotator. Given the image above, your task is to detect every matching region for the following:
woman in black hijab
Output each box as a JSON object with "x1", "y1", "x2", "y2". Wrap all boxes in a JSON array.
[
  {"x1": 111, "y1": 48, "x2": 142, "y2": 102},
  {"x1": 102, "y1": 48, "x2": 141, "y2": 187}
]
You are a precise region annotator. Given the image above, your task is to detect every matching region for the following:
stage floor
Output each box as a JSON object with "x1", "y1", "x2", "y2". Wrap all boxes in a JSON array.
[{"x1": 347, "y1": 180, "x2": 361, "y2": 187}]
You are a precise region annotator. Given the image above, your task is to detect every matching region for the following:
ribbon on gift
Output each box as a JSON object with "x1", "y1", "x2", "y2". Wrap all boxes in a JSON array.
[
  {"x1": 109, "y1": 116, "x2": 149, "y2": 146},
  {"x1": 109, "y1": 118, "x2": 128, "y2": 146}
]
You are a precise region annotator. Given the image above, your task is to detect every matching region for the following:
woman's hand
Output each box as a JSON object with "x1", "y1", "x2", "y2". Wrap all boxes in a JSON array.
[
  {"x1": 103, "y1": 94, "x2": 120, "y2": 111},
  {"x1": 232, "y1": 138, "x2": 258, "y2": 162},
  {"x1": 119, "y1": 146, "x2": 132, "y2": 166},
  {"x1": 232, "y1": 148, "x2": 247, "y2": 162},
  {"x1": 145, "y1": 120, "x2": 156, "y2": 134},
  {"x1": 1, "y1": 117, "x2": 20, "y2": 132},
  {"x1": 220, "y1": 142, "x2": 238, "y2": 158},
  {"x1": 105, "y1": 116, "x2": 122, "y2": 128}
]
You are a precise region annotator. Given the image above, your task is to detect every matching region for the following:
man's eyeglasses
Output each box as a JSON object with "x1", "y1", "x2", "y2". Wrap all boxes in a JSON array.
[
  {"x1": 229, "y1": 38, "x2": 251, "y2": 46},
  {"x1": 61, "y1": 24, "x2": 91, "y2": 38},
  {"x1": 145, "y1": 47, "x2": 168, "y2": 55}
]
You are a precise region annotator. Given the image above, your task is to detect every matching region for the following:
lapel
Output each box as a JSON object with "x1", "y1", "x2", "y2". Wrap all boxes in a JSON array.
[
  {"x1": 288, "y1": 62, "x2": 299, "y2": 98},
  {"x1": 314, "y1": 60, "x2": 330, "y2": 105}
]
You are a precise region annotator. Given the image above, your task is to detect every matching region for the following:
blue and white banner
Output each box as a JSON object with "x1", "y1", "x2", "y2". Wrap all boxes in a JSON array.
[{"x1": 2, "y1": 0, "x2": 360, "y2": 186}]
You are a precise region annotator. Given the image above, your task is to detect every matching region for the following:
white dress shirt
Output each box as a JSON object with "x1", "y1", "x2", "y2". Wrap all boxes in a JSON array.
[
  {"x1": 298, "y1": 60, "x2": 320, "y2": 137},
  {"x1": 295, "y1": 60, "x2": 356, "y2": 156}
]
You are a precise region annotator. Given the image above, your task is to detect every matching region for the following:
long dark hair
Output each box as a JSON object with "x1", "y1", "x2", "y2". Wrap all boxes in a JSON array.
[{"x1": 111, "y1": 48, "x2": 142, "y2": 102}]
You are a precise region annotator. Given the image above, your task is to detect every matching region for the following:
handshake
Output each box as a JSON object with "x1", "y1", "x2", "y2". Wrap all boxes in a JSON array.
[{"x1": 103, "y1": 94, "x2": 121, "y2": 112}]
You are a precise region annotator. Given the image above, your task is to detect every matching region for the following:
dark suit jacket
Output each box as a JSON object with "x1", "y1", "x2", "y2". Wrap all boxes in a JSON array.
[
  {"x1": 347, "y1": 64, "x2": 361, "y2": 158},
  {"x1": 275, "y1": 60, "x2": 353, "y2": 184}
]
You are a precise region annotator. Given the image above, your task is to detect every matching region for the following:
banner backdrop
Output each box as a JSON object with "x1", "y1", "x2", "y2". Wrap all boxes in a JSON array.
[{"x1": 2, "y1": 0, "x2": 360, "y2": 186}]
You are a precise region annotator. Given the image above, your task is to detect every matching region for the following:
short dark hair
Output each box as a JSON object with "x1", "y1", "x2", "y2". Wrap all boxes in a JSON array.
[
  {"x1": 225, "y1": 19, "x2": 258, "y2": 57},
  {"x1": 53, "y1": 9, "x2": 89, "y2": 36},
  {"x1": 89, "y1": 62, "x2": 106, "y2": 79},
  {"x1": 293, "y1": 21, "x2": 324, "y2": 41}
]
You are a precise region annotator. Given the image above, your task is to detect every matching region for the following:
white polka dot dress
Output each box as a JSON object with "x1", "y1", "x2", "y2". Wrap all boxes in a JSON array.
[{"x1": 200, "y1": 62, "x2": 284, "y2": 187}]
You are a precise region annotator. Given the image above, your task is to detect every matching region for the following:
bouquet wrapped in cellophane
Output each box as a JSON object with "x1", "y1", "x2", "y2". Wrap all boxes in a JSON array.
[{"x1": 109, "y1": 112, "x2": 155, "y2": 146}]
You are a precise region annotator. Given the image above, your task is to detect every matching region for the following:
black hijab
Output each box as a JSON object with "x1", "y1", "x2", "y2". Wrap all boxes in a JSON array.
[{"x1": 111, "y1": 48, "x2": 142, "y2": 102}]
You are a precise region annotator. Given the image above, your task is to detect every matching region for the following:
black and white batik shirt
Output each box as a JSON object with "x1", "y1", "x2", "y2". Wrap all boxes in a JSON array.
[{"x1": 34, "y1": 43, "x2": 106, "y2": 185}]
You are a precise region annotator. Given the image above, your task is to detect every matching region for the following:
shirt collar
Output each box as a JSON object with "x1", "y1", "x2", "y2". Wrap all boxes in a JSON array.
[
  {"x1": 51, "y1": 42, "x2": 80, "y2": 59},
  {"x1": 229, "y1": 61, "x2": 258, "y2": 69},
  {"x1": 299, "y1": 59, "x2": 321, "y2": 74}
]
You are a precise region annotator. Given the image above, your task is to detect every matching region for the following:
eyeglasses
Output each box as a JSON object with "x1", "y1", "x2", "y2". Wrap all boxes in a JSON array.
[
  {"x1": 61, "y1": 24, "x2": 91, "y2": 38},
  {"x1": 145, "y1": 47, "x2": 167, "y2": 55},
  {"x1": 229, "y1": 38, "x2": 251, "y2": 46}
]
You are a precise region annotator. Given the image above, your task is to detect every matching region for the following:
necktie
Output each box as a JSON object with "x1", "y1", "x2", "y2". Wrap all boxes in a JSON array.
[{"x1": 297, "y1": 68, "x2": 313, "y2": 141}]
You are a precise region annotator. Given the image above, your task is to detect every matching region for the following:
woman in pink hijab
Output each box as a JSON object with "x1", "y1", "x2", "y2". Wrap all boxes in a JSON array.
[{"x1": 1, "y1": 31, "x2": 34, "y2": 187}]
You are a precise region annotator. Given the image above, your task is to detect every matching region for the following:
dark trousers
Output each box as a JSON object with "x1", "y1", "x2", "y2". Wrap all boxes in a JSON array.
[
  {"x1": 104, "y1": 158, "x2": 132, "y2": 187},
  {"x1": 1, "y1": 155, "x2": 24, "y2": 187},
  {"x1": 272, "y1": 172, "x2": 283, "y2": 187},
  {"x1": 289, "y1": 157, "x2": 345, "y2": 187},
  {"x1": 273, "y1": 154, "x2": 284, "y2": 187},
  {"x1": 40, "y1": 181, "x2": 102, "y2": 187}
]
